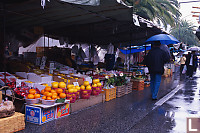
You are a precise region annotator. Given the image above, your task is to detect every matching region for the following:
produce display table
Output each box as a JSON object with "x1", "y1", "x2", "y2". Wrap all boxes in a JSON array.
[
  {"x1": 70, "y1": 94, "x2": 105, "y2": 113},
  {"x1": 0, "y1": 112, "x2": 25, "y2": 133},
  {"x1": 25, "y1": 100, "x2": 70, "y2": 125}
]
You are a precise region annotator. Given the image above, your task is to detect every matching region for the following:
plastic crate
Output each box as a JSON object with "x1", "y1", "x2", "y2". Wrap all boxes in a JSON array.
[
  {"x1": 103, "y1": 87, "x2": 116, "y2": 102},
  {"x1": 132, "y1": 80, "x2": 144, "y2": 91},
  {"x1": 116, "y1": 85, "x2": 126, "y2": 98}
]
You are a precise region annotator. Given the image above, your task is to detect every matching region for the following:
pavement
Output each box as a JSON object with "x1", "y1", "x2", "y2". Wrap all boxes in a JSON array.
[{"x1": 18, "y1": 67, "x2": 200, "y2": 133}]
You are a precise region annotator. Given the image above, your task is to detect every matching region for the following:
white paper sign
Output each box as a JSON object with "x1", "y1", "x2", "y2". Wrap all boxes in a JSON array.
[{"x1": 73, "y1": 82, "x2": 79, "y2": 87}]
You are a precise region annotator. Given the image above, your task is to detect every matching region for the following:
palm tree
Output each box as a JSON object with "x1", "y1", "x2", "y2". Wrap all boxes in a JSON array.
[
  {"x1": 170, "y1": 20, "x2": 199, "y2": 46},
  {"x1": 121, "y1": 0, "x2": 181, "y2": 28}
]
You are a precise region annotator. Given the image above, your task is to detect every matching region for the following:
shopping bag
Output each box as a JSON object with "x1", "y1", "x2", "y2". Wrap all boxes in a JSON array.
[{"x1": 182, "y1": 65, "x2": 187, "y2": 74}]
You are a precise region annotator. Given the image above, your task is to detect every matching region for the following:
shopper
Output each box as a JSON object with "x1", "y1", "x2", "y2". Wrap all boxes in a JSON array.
[
  {"x1": 144, "y1": 41, "x2": 170, "y2": 100},
  {"x1": 185, "y1": 51, "x2": 197, "y2": 79},
  {"x1": 180, "y1": 54, "x2": 186, "y2": 75}
]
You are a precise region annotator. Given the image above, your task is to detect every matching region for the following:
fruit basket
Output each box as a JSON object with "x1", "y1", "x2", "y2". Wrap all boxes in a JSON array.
[
  {"x1": 80, "y1": 90, "x2": 92, "y2": 99},
  {"x1": 66, "y1": 92, "x2": 77, "y2": 103},
  {"x1": 91, "y1": 86, "x2": 102, "y2": 95},
  {"x1": 25, "y1": 98, "x2": 40, "y2": 104},
  {"x1": 41, "y1": 99, "x2": 56, "y2": 105}
]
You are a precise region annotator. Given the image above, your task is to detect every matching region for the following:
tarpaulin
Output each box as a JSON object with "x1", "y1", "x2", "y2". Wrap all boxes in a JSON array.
[{"x1": 120, "y1": 46, "x2": 151, "y2": 54}]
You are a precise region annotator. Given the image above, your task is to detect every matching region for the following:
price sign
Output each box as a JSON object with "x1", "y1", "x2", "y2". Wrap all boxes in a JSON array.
[{"x1": 73, "y1": 82, "x2": 79, "y2": 86}]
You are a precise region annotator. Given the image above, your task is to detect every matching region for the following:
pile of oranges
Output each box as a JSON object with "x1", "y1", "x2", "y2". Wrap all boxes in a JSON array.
[
  {"x1": 41, "y1": 86, "x2": 66, "y2": 100},
  {"x1": 27, "y1": 89, "x2": 41, "y2": 99}
]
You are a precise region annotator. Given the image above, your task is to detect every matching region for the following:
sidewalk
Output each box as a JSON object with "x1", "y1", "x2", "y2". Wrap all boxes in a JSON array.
[{"x1": 18, "y1": 73, "x2": 180, "y2": 133}]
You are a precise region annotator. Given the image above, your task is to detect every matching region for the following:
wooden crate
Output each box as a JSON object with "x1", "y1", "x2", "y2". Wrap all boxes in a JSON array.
[
  {"x1": 132, "y1": 80, "x2": 144, "y2": 91},
  {"x1": 125, "y1": 82, "x2": 133, "y2": 94},
  {"x1": 116, "y1": 85, "x2": 126, "y2": 98},
  {"x1": 0, "y1": 112, "x2": 25, "y2": 133},
  {"x1": 103, "y1": 87, "x2": 116, "y2": 102}
]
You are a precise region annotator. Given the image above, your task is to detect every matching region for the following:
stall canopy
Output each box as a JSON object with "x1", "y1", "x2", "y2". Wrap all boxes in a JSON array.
[{"x1": 0, "y1": 0, "x2": 163, "y2": 47}]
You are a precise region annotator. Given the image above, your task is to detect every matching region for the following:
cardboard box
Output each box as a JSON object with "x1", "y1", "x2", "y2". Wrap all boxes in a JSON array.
[
  {"x1": 55, "y1": 101, "x2": 70, "y2": 119},
  {"x1": 0, "y1": 91, "x2": 2, "y2": 103},
  {"x1": 25, "y1": 105, "x2": 55, "y2": 125},
  {"x1": 28, "y1": 73, "x2": 52, "y2": 83},
  {"x1": 53, "y1": 76, "x2": 84, "y2": 85}
]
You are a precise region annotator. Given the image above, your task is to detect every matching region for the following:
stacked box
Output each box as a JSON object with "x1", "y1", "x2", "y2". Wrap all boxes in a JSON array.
[
  {"x1": 0, "y1": 112, "x2": 25, "y2": 133},
  {"x1": 132, "y1": 79, "x2": 144, "y2": 91},
  {"x1": 103, "y1": 87, "x2": 116, "y2": 102},
  {"x1": 116, "y1": 85, "x2": 126, "y2": 98},
  {"x1": 125, "y1": 82, "x2": 133, "y2": 94}
]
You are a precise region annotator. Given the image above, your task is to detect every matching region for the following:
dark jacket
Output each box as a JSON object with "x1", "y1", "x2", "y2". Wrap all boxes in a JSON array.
[
  {"x1": 144, "y1": 47, "x2": 170, "y2": 74},
  {"x1": 185, "y1": 53, "x2": 197, "y2": 66}
]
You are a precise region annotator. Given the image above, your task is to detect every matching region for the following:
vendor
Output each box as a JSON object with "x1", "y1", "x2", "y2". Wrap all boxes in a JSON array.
[{"x1": 114, "y1": 57, "x2": 124, "y2": 70}]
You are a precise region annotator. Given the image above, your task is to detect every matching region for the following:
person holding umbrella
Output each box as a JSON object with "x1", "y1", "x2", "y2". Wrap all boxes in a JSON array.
[
  {"x1": 144, "y1": 41, "x2": 170, "y2": 100},
  {"x1": 185, "y1": 51, "x2": 197, "y2": 79}
]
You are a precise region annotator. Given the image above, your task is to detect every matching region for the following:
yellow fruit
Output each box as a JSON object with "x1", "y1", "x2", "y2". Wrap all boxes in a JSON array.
[
  {"x1": 92, "y1": 84, "x2": 97, "y2": 87},
  {"x1": 97, "y1": 83, "x2": 102, "y2": 87},
  {"x1": 67, "y1": 84, "x2": 74, "y2": 89},
  {"x1": 73, "y1": 89, "x2": 77, "y2": 93},
  {"x1": 93, "y1": 79, "x2": 100, "y2": 84},
  {"x1": 59, "y1": 82, "x2": 66, "y2": 88},
  {"x1": 86, "y1": 85, "x2": 91, "y2": 90},
  {"x1": 68, "y1": 89, "x2": 74, "y2": 93},
  {"x1": 27, "y1": 94, "x2": 34, "y2": 99},
  {"x1": 42, "y1": 116, "x2": 46, "y2": 122},
  {"x1": 34, "y1": 94, "x2": 40, "y2": 99},
  {"x1": 83, "y1": 81, "x2": 89, "y2": 86},
  {"x1": 83, "y1": 91, "x2": 88, "y2": 94},
  {"x1": 80, "y1": 85, "x2": 85, "y2": 90}
]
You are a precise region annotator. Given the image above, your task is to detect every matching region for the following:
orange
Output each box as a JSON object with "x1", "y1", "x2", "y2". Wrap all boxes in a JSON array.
[
  {"x1": 29, "y1": 89, "x2": 36, "y2": 94},
  {"x1": 27, "y1": 94, "x2": 34, "y2": 99},
  {"x1": 45, "y1": 86, "x2": 51, "y2": 92},
  {"x1": 51, "y1": 90, "x2": 56, "y2": 93},
  {"x1": 56, "y1": 89, "x2": 63, "y2": 94},
  {"x1": 52, "y1": 95, "x2": 57, "y2": 99},
  {"x1": 57, "y1": 96, "x2": 60, "y2": 99},
  {"x1": 46, "y1": 97, "x2": 52, "y2": 100},
  {"x1": 42, "y1": 116, "x2": 46, "y2": 122},
  {"x1": 44, "y1": 92, "x2": 49, "y2": 96},
  {"x1": 59, "y1": 93, "x2": 66, "y2": 98},
  {"x1": 41, "y1": 89, "x2": 45, "y2": 95},
  {"x1": 52, "y1": 92, "x2": 57, "y2": 96},
  {"x1": 42, "y1": 96, "x2": 46, "y2": 100},
  {"x1": 34, "y1": 94, "x2": 40, "y2": 99},
  {"x1": 47, "y1": 92, "x2": 52, "y2": 97}
]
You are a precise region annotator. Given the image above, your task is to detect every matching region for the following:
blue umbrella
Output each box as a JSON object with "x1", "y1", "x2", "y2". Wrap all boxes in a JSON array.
[{"x1": 145, "y1": 34, "x2": 179, "y2": 45}]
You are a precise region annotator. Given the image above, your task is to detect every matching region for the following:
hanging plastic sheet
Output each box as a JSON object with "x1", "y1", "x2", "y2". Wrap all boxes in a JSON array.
[
  {"x1": 120, "y1": 46, "x2": 151, "y2": 54},
  {"x1": 107, "y1": 43, "x2": 114, "y2": 54},
  {"x1": 78, "y1": 47, "x2": 87, "y2": 59},
  {"x1": 72, "y1": 45, "x2": 79, "y2": 55},
  {"x1": 59, "y1": 0, "x2": 100, "y2": 6}
]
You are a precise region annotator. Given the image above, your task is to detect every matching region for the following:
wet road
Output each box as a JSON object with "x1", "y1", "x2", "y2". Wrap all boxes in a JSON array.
[{"x1": 18, "y1": 68, "x2": 200, "y2": 133}]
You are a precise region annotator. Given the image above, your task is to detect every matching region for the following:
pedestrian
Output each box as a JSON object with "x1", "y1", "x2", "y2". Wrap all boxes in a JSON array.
[
  {"x1": 144, "y1": 41, "x2": 170, "y2": 100},
  {"x1": 185, "y1": 51, "x2": 197, "y2": 79},
  {"x1": 179, "y1": 54, "x2": 186, "y2": 75}
]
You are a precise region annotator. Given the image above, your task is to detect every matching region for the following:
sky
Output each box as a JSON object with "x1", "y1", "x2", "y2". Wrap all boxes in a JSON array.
[{"x1": 178, "y1": 0, "x2": 200, "y2": 29}]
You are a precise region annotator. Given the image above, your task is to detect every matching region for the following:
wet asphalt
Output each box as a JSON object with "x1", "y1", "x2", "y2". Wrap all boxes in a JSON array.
[{"x1": 18, "y1": 67, "x2": 200, "y2": 133}]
